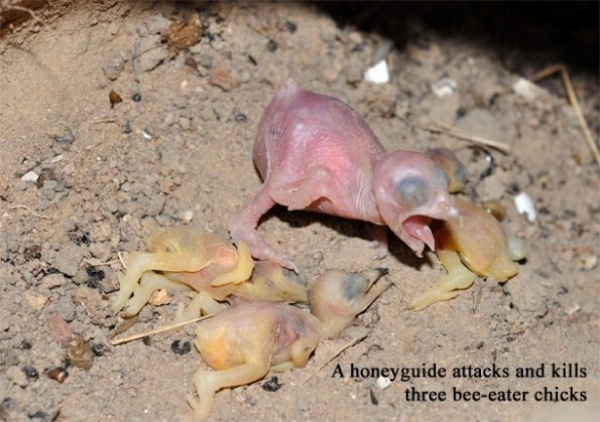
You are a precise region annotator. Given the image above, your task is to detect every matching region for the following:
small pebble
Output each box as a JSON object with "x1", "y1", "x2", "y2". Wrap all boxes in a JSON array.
[
  {"x1": 364, "y1": 60, "x2": 389, "y2": 84},
  {"x1": 101, "y1": 51, "x2": 125, "y2": 81},
  {"x1": 67, "y1": 336, "x2": 94, "y2": 370},
  {"x1": 86, "y1": 266, "x2": 105, "y2": 282},
  {"x1": 109, "y1": 90, "x2": 123, "y2": 107},
  {"x1": 209, "y1": 66, "x2": 241, "y2": 92},
  {"x1": 179, "y1": 210, "x2": 194, "y2": 224},
  {"x1": 123, "y1": 120, "x2": 133, "y2": 134},
  {"x1": 49, "y1": 129, "x2": 75, "y2": 144},
  {"x1": 262, "y1": 376, "x2": 282, "y2": 392},
  {"x1": 25, "y1": 292, "x2": 48, "y2": 311},
  {"x1": 19, "y1": 341, "x2": 32, "y2": 350},
  {"x1": 565, "y1": 304, "x2": 580, "y2": 316},
  {"x1": 21, "y1": 171, "x2": 39, "y2": 183},
  {"x1": 131, "y1": 92, "x2": 142, "y2": 102},
  {"x1": 514, "y1": 192, "x2": 537, "y2": 223},
  {"x1": 512, "y1": 77, "x2": 547, "y2": 102},
  {"x1": 370, "y1": 388, "x2": 379, "y2": 405},
  {"x1": 36, "y1": 168, "x2": 56, "y2": 189},
  {"x1": 1, "y1": 397, "x2": 15, "y2": 412},
  {"x1": 431, "y1": 77, "x2": 458, "y2": 98},
  {"x1": 91, "y1": 343, "x2": 108, "y2": 357},
  {"x1": 23, "y1": 245, "x2": 41, "y2": 260},
  {"x1": 22, "y1": 366, "x2": 39, "y2": 381},
  {"x1": 47, "y1": 367, "x2": 68, "y2": 384},
  {"x1": 266, "y1": 39, "x2": 278, "y2": 52},
  {"x1": 377, "y1": 376, "x2": 392, "y2": 390},
  {"x1": 581, "y1": 255, "x2": 598, "y2": 270},
  {"x1": 171, "y1": 340, "x2": 191, "y2": 355},
  {"x1": 142, "y1": 129, "x2": 153, "y2": 140},
  {"x1": 28, "y1": 411, "x2": 50, "y2": 419},
  {"x1": 284, "y1": 21, "x2": 297, "y2": 33}
]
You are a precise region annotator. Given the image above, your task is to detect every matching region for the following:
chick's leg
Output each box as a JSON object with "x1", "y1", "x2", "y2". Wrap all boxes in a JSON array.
[
  {"x1": 112, "y1": 250, "x2": 213, "y2": 313},
  {"x1": 210, "y1": 242, "x2": 254, "y2": 287},
  {"x1": 123, "y1": 271, "x2": 189, "y2": 317},
  {"x1": 230, "y1": 185, "x2": 298, "y2": 272},
  {"x1": 175, "y1": 292, "x2": 228, "y2": 322},
  {"x1": 409, "y1": 249, "x2": 476, "y2": 311},
  {"x1": 189, "y1": 362, "x2": 271, "y2": 420},
  {"x1": 368, "y1": 224, "x2": 389, "y2": 260}
]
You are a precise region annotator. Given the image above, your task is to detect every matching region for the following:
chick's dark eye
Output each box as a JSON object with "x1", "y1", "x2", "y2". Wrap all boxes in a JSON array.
[
  {"x1": 396, "y1": 176, "x2": 429, "y2": 207},
  {"x1": 343, "y1": 273, "x2": 366, "y2": 300}
]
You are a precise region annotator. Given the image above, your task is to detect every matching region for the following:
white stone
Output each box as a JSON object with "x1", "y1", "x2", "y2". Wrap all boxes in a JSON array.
[
  {"x1": 364, "y1": 60, "x2": 390, "y2": 84},
  {"x1": 514, "y1": 192, "x2": 537, "y2": 223},
  {"x1": 377, "y1": 376, "x2": 392, "y2": 390},
  {"x1": 431, "y1": 77, "x2": 458, "y2": 98},
  {"x1": 21, "y1": 171, "x2": 39, "y2": 183},
  {"x1": 512, "y1": 77, "x2": 546, "y2": 102}
]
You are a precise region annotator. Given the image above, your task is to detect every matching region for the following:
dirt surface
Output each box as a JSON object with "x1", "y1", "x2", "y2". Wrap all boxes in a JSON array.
[{"x1": 1, "y1": 2, "x2": 599, "y2": 421}]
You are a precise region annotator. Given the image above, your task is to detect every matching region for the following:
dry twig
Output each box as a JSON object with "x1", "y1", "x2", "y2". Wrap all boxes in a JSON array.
[
  {"x1": 300, "y1": 333, "x2": 368, "y2": 385},
  {"x1": 418, "y1": 121, "x2": 511, "y2": 153},
  {"x1": 8, "y1": 204, "x2": 52, "y2": 219},
  {"x1": 111, "y1": 314, "x2": 214, "y2": 346},
  {"x1": 528, "y1": 64, "x2": 599, "y2": 168}
]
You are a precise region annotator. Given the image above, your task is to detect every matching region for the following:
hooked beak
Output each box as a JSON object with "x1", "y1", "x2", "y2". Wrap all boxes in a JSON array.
[{"x1": 397, "y1": 196, "x2": 458, "y2": 256}]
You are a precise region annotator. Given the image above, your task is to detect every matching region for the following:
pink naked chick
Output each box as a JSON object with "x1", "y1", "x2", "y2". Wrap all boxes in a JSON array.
[{"x1": 231, "y1": 79, "x2": 457, "y2": 269}]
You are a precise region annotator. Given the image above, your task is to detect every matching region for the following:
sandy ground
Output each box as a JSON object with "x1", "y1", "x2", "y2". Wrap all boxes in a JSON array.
[{"x1": 0, "y1": 2, "x2": 599, "y2": 421}]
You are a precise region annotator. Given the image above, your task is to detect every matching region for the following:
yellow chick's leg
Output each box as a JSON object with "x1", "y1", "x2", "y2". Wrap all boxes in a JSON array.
[
  {"x1": 122, "y1": 271, "x2": 190, "y2": 317},
  {"x1": 210, "y1": 242, "x2": 254, "y2": 287},
  {"x1": 409, "y1": 249, "x2": 476, "y2": 311},
  {"x1": 269, "y1": 361, "x2": 298, "y2": 373},
  {"x1": 175, "y1": 291, "x2": 228, "y2": 323},
  {"x1": 188, "y1": 361, "x2": 271, "y2": 421},
  {"x1": 112, "y1": 249, "x2": 213, "y2": 313}
]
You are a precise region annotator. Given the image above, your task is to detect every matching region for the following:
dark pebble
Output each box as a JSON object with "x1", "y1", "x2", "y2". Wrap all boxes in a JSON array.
[
  {"x1": 50, "y1": 129, "x2": 75, "y2": 144},
  {"x1": 123, "y1": 120, "x2": 133, "y2": 134},
  {"x1": 23, "y1": 245, "x2": 41, "y2": 260},
  {"x1": 266, "y1": 39, "x2": 278, "y2": 52},
  {"x1": 22, "y1": 366, "x2": 39, "y2": 381},
  {"x1": 86, "y1": 266, "x2": 105, "y2": 289},
  {"x1": 262, "y1": 376, "x2": 282, "y2": 392},
  {"x1": 369, "y1": 388, "x2": 379, "y2": 405},
  {"x1": 36, "y1": 168, "x2": 56, "y2": 189},
  {"x1": 91, "y1": 343, "x2": 107, "y2": 357},
  {"x1": 1, "y1": 397, "x2": 15, "y2": 411},
  {"x1": 131, "y1": 92, "x2": 142, "y2": 102},
  {"x1": 234, "y1": 113, "x2": 247, "y2": 123},
  {"x1": 171, "y1": 340, "x2": 191, "y2": 355},
  {"x1": 86, "y1": 266, "x2": 105, "y2": 283},
  {"x1": 69, "y1": 228, "x2": 90, "y2": 246},
  {"x1": 41, "y1": 268, "x2": 59, "y2": 277},
  {"x1": 18, "y1": 340, "x2": 32, "y2": 350},
  {"x1": 285, "y1": 20, "x2": 297, "y2": 33},
  {"x1": 27, "y1": 410, "x2": 48, "y2": 419}
]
